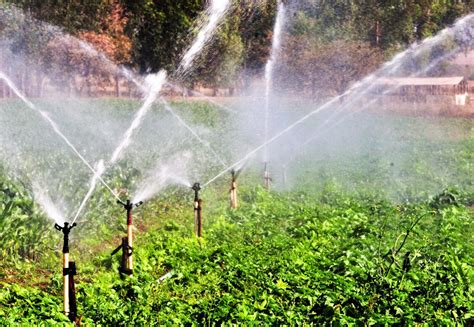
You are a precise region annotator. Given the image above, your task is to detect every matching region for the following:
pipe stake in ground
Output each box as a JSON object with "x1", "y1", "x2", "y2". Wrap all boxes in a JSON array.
[
  {"x1": 54, "y1": 222, "x2": 77, "y2": 321},
  {"x1": 264, "y1": 162, "x2": 271, "y2": 190},
  {"x1": 115, "y1": 199, "x2": 142, "y2": 276},
  {"x1": 68, "y1": 261, "x2": 77, "y2": 322},
  {"x1": 192, "y1": 183, "x2": 203, "y2": 238},
  {"x1": 230, "y1": 169, "x2": 238, "y2": 209}
]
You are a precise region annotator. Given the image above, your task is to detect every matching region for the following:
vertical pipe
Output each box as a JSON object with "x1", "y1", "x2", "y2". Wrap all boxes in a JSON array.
[
  {"x1": 197, "y1": 199, "x2": 203, "y2": 238},
  {"x1": 192, "y1": 183, "x2": 202, "y2": 238},
  {"x1": 264, "y1": 162, "x2": 271, "y2": 190},
  {"x1": 194, "y1": 199, "x2": 199, "y2": 237},
  {"x1": 55, "y1": 222, "x2": 76, "y2": 319},
  {"x1": 126, "y1": 200, "x2": 133, "y2": 273},
  {"x1": 230, "y1": 170, "x2": 238, "y2": 209},
  {"x1": 116, "y1": 199, "x2": 141, "y2": 276},
  {"x1": 68, "y1": 261, "x2": 77, "y2": 322},
  {"x1": 63, "y1": 252, "x2": 69, "y2": 316}
]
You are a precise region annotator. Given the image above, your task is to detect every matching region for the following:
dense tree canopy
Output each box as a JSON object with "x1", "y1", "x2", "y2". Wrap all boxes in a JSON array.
[{"x1": 1, "y1": 0, "x2": 473, "y2": 95}]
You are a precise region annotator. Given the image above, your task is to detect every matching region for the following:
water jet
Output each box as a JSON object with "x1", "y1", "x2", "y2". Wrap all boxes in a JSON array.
[
  {"x1": 262, "y1": 1, "x2": 286, "y2": 191},
  {"x1": 54, "y1": 222, "x2": 77, "y2": 322}
]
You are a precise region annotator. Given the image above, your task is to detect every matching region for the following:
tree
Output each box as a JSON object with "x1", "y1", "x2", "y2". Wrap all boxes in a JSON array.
[
  {"x1": 190, "y1": 21, "x2": 245, "y2": 94},
  {"x1": 7, "y1": 0, "x2": 111, "y2": 33},
  {"x1": 77, "y1": 1, "x2": 132, "y2": 96},
  {"x1": 278, "y1": 38, "x2": 384, "y2": 97},
  {"x1": 122, "y1": 0, "x2": 204, "y2": 73}
]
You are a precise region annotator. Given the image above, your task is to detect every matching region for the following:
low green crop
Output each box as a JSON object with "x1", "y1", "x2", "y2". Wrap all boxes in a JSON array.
[
  {"x1": 0, "y1": 101, "x2": 472, "y2": 324},
  {"x1": 1, "y1": 186, "x2": 472, "y2": 325}
]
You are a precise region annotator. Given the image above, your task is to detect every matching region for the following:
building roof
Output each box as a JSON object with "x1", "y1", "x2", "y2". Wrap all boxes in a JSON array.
[{"x1": 376, "y1": 76, "x2": 465, "y2": 86}]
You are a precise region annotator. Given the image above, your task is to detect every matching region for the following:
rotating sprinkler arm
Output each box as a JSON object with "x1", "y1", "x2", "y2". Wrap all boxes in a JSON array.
[
  {"x1": 117, "y1": 199, "x2": 143, "y2": 224},
  {"x1": 117, "y1": 199, "x2": 143, "y2": 209},
  {"x1": 54, "y1": 222, "x2": 77, "y2": 253}
]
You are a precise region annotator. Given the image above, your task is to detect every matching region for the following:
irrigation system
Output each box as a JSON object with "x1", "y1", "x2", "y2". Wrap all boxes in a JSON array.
[
  {"x1": 0, "y1": 0, "x2": 472, "y2": 321},
  {"x1": 54, "y1": 222, "x2": 77, "y2": 321},
  {"x1": 230, "y1": 169, "x2": 239, "y2": 209},
  {"x1": 112, "y1": 200, "x2": 143, "y2": 276},
  {"x1": 192, "y1": 183, "x2": 203, "y2": 238}
]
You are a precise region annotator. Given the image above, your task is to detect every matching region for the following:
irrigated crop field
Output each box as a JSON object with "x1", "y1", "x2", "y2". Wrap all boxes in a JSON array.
[{"x1": 0, "y1": 100, "x2": 472, "y2": 325}]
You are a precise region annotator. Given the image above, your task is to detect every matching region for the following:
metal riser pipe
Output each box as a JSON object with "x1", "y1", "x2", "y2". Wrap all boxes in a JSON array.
[{"x1": 63, "y1": 253, "x2": 69, "y2": 316}]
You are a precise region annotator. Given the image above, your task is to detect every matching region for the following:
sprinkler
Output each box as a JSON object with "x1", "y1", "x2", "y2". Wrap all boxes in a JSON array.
[
  {"x1": 54, "y1": 222, "x2": 77, "y2": 322},
  {"x1": 192, "y1": 183, "x2": 203, "y2": 238},
  {"x1": 263, "y1": 162, "x2": 272, "y2": 190},
  {"x1": 113, "y1": 199, "x2": 143, "y2": 276},
  {"x1": 230, "y1": 169, "x2": 240, "y2": 209}
]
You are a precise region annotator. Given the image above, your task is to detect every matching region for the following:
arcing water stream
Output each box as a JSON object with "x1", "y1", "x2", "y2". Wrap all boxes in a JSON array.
[
  {"x1": 263, "y1": 1, "x2": 286, "y2": 162},
  {"x1": 202, "y1": 13, "x2": 474, "y2": 188},
  {"x1": 295, "y1": 44, "x2": 469, "y2": 157},
  {"x1": 74, "y1": 0, "x2": 232, "y2": 216},
  {"x1": 32, "y1": 182, "x2": 66, "y2": 225},
  {"x1": 0, "y1": 2, "x2": 472, "y2": 229},
  {"x1": 110, "y1": 71, "x2": 168, "y2": 164},
  {"x1": 177, "y1": 0, "x2": 232, "y2": 77},
  {"x1": 0, "y1": 71, "x2": 120, "y2": 202},
  {"x1": 296, "y1": 13, "x2": 474, "y2": 151},
  {"x1": 160, "y1": 99, "x2": 228, "y2": 168},
  {"x1": 71, "y1": 160, "x2": 105, "y2": 224}
]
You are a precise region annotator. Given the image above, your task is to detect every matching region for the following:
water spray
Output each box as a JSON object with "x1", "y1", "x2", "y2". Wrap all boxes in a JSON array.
[
  {"x1": 262, "y1": 1, "x2": 286, "y2": 190},
  {"x1": 202, "y1": 15, "x2": 474, "y2": 191},
  {"x1": 230, "y1": 169, "x2": 240, "y2": 209},
  {"x1": 0, "y1": 71, "x2": 121, "y2": 202},
  {"x1": 192, "y1": 183, "x2": 203, "y2": 238},
  {"x1": 54, "y1": 222, "x2": 77, "y2": 322},
  {"x1": 112, "y1": 199, "x2": 143, "y2": 276},
  {"x1": 282, "y1": 164, "x2": 288, "y2": 188}
]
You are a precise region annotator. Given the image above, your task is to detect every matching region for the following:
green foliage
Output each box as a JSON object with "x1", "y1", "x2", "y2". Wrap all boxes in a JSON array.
[
  {"x1": 1, "y1": 186, "x2": 472, "y2": 324},
  {"x1": 123, "y1": 0, "x2": 204, "y2": 73},
  {"x1": 0, "y1": 101, "x2": 472, "y2": 324},
  {"x1": 3, "y1": 1, "x2": 473, "y2": 92},
  {"x1": 0, "y1": 170, "x2": 54, "y2": 259}
]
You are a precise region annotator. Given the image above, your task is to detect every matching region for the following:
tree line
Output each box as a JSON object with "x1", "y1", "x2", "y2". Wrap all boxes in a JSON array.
[{"x1": 1, "y1": 0, "x2": 473, "y2": 97}]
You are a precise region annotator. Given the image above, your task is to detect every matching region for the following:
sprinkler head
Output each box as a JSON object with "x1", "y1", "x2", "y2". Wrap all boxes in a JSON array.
[
  {"x1": 54, "y1": 222, "x2": 77, "y2": 234},
  {"x1": 119, "y1": 199, "x2": 133, "y2": 211},
  {"x1": 192, "y1": 183, "x2": 201, "y2": 192},
  {"x1": 118, "y1": 199, "x2": 143, "y2": 210},
  {"x1": 231, "y1": 168, "x2": 242, "y2": 181},
  {"x1": 54, "y1": 222, "x2": 77, "y2": 253},
  {"x1": 192, "y1": 183, "x2": 201, "y2": 201}
]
